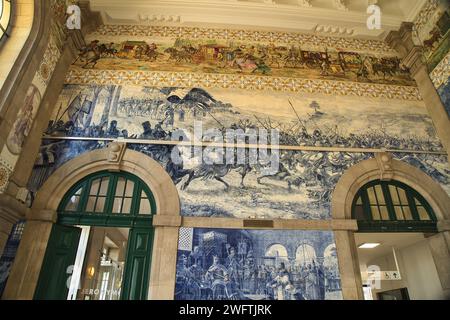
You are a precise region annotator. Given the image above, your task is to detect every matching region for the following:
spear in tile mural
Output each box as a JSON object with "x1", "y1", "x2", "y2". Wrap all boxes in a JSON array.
[{"x1": 288, "y1": 99, "x2": 308, "y2": 132}]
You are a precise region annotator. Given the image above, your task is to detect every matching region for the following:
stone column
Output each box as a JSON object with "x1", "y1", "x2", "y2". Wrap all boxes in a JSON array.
[
  {"x1": 148, "y1": 226, "x2": 179, "y2": 300},
  {"x1": 334, "y1": 230, "x2": 364, "y2": 300},
  {"x1": 1, "y1": 210, "x2": 55, "y2": 300},
  {"x1": 386, "y1": 22, "x2": 450, "y2": 154},
  {"x1": 149, "y1": 215, "x2": 181, "y2": 300},
  {"x1": 427, "y1": 230, "x2": 450, "y2": 299}
]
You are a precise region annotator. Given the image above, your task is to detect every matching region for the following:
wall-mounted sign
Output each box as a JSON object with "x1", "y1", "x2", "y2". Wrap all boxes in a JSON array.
[
  {"x1": 367, "y1": 270, "x2": 402, "y2": 281},
  {"x1": 382, "y1": 271, "x2": 402, "y2": 281}
]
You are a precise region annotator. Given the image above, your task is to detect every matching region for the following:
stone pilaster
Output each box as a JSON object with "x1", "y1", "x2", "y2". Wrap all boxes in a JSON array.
[
  {"x1": 334, "y1": 230, "x2": 364, "y2": 300},
  {"x1": 1, "y1": 210, "x2": 55, "y2": 300},
  {"x1": 427, "y1": 231, "x2": 450, "y2": 299},
  {"x1": 386, "y1": 22, "x2": 450, "y2": 155},
  {"x1": 148, "y1": 226, "x2": 180, "y2": 300}
]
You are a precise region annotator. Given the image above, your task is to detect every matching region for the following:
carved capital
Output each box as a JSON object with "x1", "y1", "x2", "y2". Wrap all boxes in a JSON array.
[
  {"x1": 375, "y1": 152, "x2": 394, "y2": 181},
  {"x1": 78, "y1": 0, "x2": 103, "y2": 35},
  {"x1": 385, "y1": 32, "x2": 408, "y2": 58},
  {"x1": 398, "y1": 22, "x2": 415, "y2": 44},
  {"x1": 0, "y1": 193, "x2": 31, "y2": 223},
  {"x1": 385, "y1": 22, "x2": 417, "y2": 58},
  {"x1": 402, "y1": 46, "x2": 427, "y2": 77},
  {"x1": 153, "y1": 215, "x2": 182, "y2": 227},
  {"x1": 27, "y1": 209, "x2": 57, "y2": 223},
  {"x1": 67, "y1": 29, "x2": 86, "y2": 51}
]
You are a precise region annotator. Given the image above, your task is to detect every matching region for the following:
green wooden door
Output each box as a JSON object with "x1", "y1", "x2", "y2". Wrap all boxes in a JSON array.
[
  {"x1": 34, "y1": 224, "x2": 81, "y2": 300},
  {"x1": 39, "y1": 171, "x2": 157, "y2": 300},
  {"x1": 121, "y1": 228, "x2": 154, "y2": 300}
]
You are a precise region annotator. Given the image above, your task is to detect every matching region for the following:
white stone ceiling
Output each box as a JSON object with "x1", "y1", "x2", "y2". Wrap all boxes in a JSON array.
[{"x1": 87, "y1": 0, "x2": 428, "y2": 40}]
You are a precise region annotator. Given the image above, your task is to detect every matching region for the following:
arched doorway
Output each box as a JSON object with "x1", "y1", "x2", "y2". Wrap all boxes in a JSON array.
[
  {"x1": 331, "y1": 154, "x2": 450, "y2": 300},
  {"x1": 2, "y1": 144, "x2": 181, "y2": 300},
  {"x1": 352, "y1": 179, "x2": 444, "y2": 300},
  {"x1": 34, "y1": 171, "x2": 156, "y2": 300}
]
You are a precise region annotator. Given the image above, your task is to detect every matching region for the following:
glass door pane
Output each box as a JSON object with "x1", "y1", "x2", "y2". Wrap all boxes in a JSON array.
[{"x1": 73, "y1": 227, "x2": 130, "y2": 300}]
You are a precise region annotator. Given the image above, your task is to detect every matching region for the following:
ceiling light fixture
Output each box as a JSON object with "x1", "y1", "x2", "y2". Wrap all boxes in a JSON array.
[{"x1": 358, "y1": 243, "x2": 380, "y2": 249}]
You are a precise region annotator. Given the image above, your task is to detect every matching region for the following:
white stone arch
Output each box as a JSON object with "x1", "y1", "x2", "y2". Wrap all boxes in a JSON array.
[
  {"x1": 4, "y1": 143, "x2": 181, "y2": 300},
  {"x1": 331, "y1": 153, "x2": 450, "y2": 221},
  {"x1": 330, "y1": 153, "x2": 450, "y2": 301},
  {"x1": 31, "y1": 142, "x2": 181, "y2": 220}
]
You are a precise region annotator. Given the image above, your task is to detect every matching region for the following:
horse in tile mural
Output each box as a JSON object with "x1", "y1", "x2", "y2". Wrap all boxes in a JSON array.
[
  {"x1": 72, "y1": 39, "x2": 415, "y2": 86},
  {"x1": 30, "y1": 85, "x2": 449, "y2": 219}
]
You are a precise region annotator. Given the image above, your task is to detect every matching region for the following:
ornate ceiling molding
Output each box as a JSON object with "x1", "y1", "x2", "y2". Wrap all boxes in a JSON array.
[
  {"x1": 87, "y1": 0, "x2": 428, "y2": 41},
  {"x1": 314, "y1": 25, "x2": 354, "y2": 36}
]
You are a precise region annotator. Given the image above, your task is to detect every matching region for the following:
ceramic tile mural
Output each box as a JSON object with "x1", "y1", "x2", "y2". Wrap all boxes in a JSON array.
[
  {"x1": 48, "y1": 85, "x2": 440, "y2": 149},
  {"x1": 174, "y1": 228, "x2": 342, "y2": 300},
  {"x1": 28, "y1": 138, "x2": 450, "y2": 220},
  {"x1": 414, "y1": 0, "x2": 449, "y2": 72},
  {"x1": 415, "y1": 1, "x2": 450, "y2": 118},
  {"x1": 72, "y1": 38, "x2": 414, "y2": 87},
  {"x1": 437, "y1": 79, "x2": 450, "y2": 117},
  {"x1": 431, "y1": 51, "x2": 450, "y2": 118},
  {"x1": 21, "y1": 4, "x2": 450, "y2": 222},
  {"x1": 26, "y1": 84, "x2": 449, "y2": 219},
  {"x1": 0, "y1": 221, "x2": 25, "y2": 297}
]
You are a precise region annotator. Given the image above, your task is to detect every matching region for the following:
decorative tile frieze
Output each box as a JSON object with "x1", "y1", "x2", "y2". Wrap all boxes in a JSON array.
[
  {"x1": 0, "y1": 165, "x2": 10, "y2": 193},
  {"x1": 0, "y1": 158, "x2": 13, "y2": 193},
  {"x1": 65, "y1": 68, "x2": 422, "y2": 101},
  {"x1": 90, "y1": 25, "x2": 396, "y2": 55},
  {"x1": 37, "y1": 39, "x2": 61, "y2": 85},
  {"x1": 430, "y1": 51, "x2": 450, "y2": 88},
  {"x1": 413, "y1": 0, "x2": 439, "y2": 40}
]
